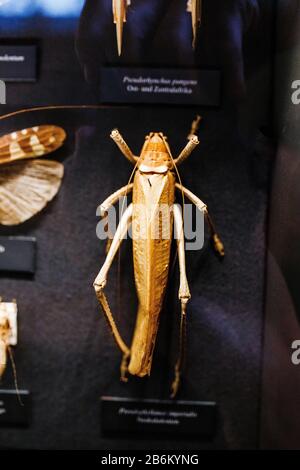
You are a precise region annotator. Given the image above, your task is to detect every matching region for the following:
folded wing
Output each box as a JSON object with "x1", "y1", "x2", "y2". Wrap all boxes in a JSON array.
[{"x1": 0, "y1": 159, "x2": 64, "y2": 225}]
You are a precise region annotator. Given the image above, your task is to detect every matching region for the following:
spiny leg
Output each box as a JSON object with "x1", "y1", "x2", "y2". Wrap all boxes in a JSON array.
[
  {"x1": 170, "y1": 204, "x2": 191, "y2": 399},
  {"x1": 110, "y1": 129, "x2": 137, "y2": 165},
  {"x1": 94, "y1": 203, "x2": 133, "y2": 381},
  {"x1": 98, "y1": 184, "x2": 133, "y2": 216},
  {"x1": 203, "y1": 209, "x2": 225, "y2": 257},
  {"x1": 175, "y1": 183, "x2": 225, "y2": 257},
  {"x1": 174, "y1": 135, "x2": 199, "y2": 167}
]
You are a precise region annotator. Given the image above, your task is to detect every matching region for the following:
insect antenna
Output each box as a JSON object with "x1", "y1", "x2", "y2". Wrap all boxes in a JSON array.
[
  {"x1": 7, "y1": 345, "x2": 23, "y2": 406},
  {"x1": 0, "y1": 105, "x2": 107, "y2": 122}
]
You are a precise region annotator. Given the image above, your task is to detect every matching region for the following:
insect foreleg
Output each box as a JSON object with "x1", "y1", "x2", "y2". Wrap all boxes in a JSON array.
[
  {"x1": 175, "y1": 183, "x2": 225, "y2": 257},
  {"x1": 97, "y1": 183, "x2": 133, "y2": 254},
  {"x1": 110, "y1": 129, "x2": 137, "y2": 165},
  {"x1": 94, "y1": 204, "x2": 133, "y2": 381},
  {"x1": 174, "y1": 135, "x2": 199, "y2": 166},
  {"x1": 97, "y1": 184, "x2": 133, "y2": 216},
  {"x1": 175, "y1": 183, "x2": 206, "y2": 212},
  {"x1": 171, "y1": 204, "x2": 191, "y2": 399}
]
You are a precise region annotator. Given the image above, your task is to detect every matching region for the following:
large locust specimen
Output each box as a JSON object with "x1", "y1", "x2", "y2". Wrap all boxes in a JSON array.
[{"x1": 94, "y1": 129, "x2": 224, "y2": 397}]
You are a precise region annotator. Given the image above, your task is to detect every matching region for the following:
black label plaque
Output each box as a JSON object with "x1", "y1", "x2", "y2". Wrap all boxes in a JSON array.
[
  {"x1": 100, "y1": 67, "x2": 221, "y2": 106},
  {"x1": 101, "y1": 397, "x2": 216, "y2": 438},
  {"x1": 0, "y1": 236, "x2": 37, "y2": 275},
  {"x1": 0, "y1": 44, "x2": 37, "y2": 82},
  {"x1": 0, "y1": 390, "x2": 31, "y2": 427}
]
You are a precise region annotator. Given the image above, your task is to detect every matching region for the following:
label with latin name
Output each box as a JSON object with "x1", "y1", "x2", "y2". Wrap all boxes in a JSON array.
[
  {"x1": 0, "y1": 44, "x2": 37, "y2": 82},
  {"x1": 0, "y1": 390, "x2": 31, "y2": 427},
  {"x1": 99, "y1": 67, "x2": 221, "y2": 106},
  {"x1": 101, "y1": 397, "x2": 217, "y2": 438}
]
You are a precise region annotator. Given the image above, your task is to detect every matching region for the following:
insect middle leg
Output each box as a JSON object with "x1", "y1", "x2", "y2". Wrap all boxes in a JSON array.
[
  {"x1": 171, "y1": 204, "x2": 191, "y2": 398},
  {"x1": 175, "y1": 183, "x2": 225, "y2": 257},
  {"x1": 94, "y1": 203, "x2": 133, "y2": 381},
  {"x1": 97, "y1": 183, "x2": 133, "y2": 253}
]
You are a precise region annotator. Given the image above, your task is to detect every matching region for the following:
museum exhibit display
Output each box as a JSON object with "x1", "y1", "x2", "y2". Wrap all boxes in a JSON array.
[
  {"x1": 0, "y1": 125, "x2": 66, "y2": 225},
  {"x1": 0, "y1": 299, "x2": 17, "y2": 379},
  {"x1": 0, "y1": 0, "x2": 299, "y2": 454}
]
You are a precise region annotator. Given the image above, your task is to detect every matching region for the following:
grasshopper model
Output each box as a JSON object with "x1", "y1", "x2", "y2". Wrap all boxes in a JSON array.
[{"x1": 94, "y1": 128, "x2": 224, "y2": 397}]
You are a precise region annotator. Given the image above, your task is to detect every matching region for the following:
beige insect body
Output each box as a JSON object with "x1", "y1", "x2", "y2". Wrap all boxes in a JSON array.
[
  {"x1": 129, "y1": 136, "x2": 176, "y2": 376},
  {"x1": 94, "y1": 127, "x2": 224, "y2": 397},
  {"x1": 0, "y1": 125, "x2": 66, "y2": 225}
]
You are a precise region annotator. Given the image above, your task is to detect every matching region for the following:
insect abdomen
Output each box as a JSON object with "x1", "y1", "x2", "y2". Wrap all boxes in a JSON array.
[{"x1": 129, "y1": 171, "x2": 175, "y2": 376}]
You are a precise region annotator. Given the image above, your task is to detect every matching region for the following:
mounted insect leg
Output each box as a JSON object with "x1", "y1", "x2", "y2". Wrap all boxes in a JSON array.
[
  {"x1": 170, "y1": 204, "x2": 191, "y2": 398},
  {"x1": 97, "y1": 183, "x2": 133, "y2": 253},
  {"x1": 175, "y1": 183, "x2": 225, "y2": 257},
  {"x1": 174, "y1": 135, "x2": 199, "y2": 167},
  {"x1": 110, "y1": 129, "x2": 137, "y2": 165},
  {"x1": 94, "y1": 203, "x2": 133, "y2": 381}
]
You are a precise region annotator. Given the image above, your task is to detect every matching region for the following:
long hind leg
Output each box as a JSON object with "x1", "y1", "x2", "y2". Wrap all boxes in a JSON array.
[
  {"x1": 94, "y1": 203, "x2": 133, "y2": 381},
  {"x1": 171, "y1": 204, "x2": 191, "y2": 398}
]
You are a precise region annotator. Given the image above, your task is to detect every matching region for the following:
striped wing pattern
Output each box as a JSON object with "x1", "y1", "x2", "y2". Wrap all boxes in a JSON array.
[
  {"x1": 0, "y1": 125, "x2": 66, "y2": 226},
  {"x1": 0, "y1": 125, "x2": 66, "y2": 165}
]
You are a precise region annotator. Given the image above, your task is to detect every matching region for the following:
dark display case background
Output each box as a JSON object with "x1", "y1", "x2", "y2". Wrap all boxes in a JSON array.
[
  {"x1": 261, "y1": 0, "x2": 300, "y2": 449},
  {"x1": 0, "y1": 1, "x2": 276, "y2": 450},
  {"x1": 0, "y1": 105, "x2": 271, "y2": 450}
]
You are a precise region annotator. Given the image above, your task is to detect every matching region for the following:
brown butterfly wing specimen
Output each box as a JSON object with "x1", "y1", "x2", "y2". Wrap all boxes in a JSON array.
[{"x1": 0, "y1": 125, "x2": 66, "y2": 226}]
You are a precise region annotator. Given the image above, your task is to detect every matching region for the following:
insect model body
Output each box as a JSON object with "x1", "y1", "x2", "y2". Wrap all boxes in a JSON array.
[
  {"x1": 0, "y1": 299, "x2": 17, "y2": 379},
  {"x1": 113, "y1": 0, "x2": 131, "y2": 56},
  {"x1": 0, "y1": 125, "x2": 66, "y2": 226},
  {"x1": 94, "y1": 129, "x2": 224, "y2": 397},
  {"x1": 187, "y1": 0, "x2": 202, "y2": 48}
]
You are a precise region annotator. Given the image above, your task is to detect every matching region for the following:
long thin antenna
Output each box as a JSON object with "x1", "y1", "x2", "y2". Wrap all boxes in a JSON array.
[
  {"x1": 7, "y1": 346, "x2": 23, "y2": 406},
  {"x1": 0, "y1": 105, "x2": 109, "y2": 122}
]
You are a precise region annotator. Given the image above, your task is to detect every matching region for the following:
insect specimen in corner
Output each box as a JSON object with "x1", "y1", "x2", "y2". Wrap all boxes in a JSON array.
[
  {"x1": 94, "y1": 128, "x2": 224, "y2": 397},
  {"x1": 0, "y1": 298, "x2": 17, "y2": 380},
  {"x1": 0, "y1": 125, "x2": 66, "y2": 226},
  {"x1": 113, "y1": 0, "x2": 131, "y2": 56},
  {"x1": 187, "y1": 0, "x2": 202, "y2": 48}
]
